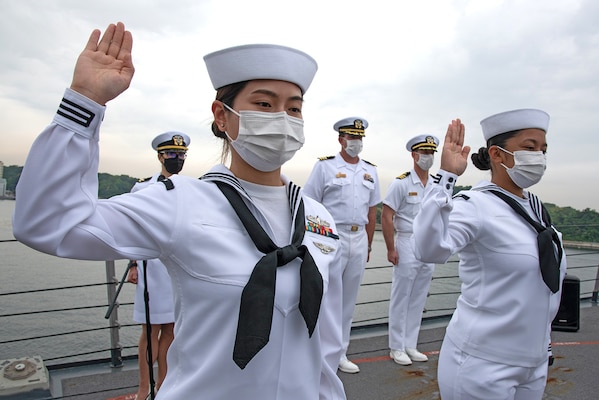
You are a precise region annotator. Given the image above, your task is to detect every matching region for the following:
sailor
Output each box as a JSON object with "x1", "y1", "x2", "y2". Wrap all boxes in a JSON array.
[
  {"x1": 13, "y1": 22, "x2": 345, "y2": 400},
  {"x1": 382, "y1": 134, "x2": 439, "y2": 366},
  {"x1": 126, "y1": 131, "x2": 190, "y2": 399},
  {"x1": 304, "y1": 117, "x2": 381, "y2": 375},
  {"x1": 413, "y1": 111, "x2": 566, "y2": 399}
]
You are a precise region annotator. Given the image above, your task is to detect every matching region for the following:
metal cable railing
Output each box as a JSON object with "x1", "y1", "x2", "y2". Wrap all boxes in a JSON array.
[{"x1": 0, "y1": 238, "x2": 598, "y2": 399}]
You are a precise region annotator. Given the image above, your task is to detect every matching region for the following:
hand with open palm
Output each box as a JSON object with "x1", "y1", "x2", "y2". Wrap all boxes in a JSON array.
[
  {"x1": 70, "y1": 22, "x2": 134, "y2": 105},
  {"x1": 440, "y1": 119, "x2": 470, "y2": 176}
]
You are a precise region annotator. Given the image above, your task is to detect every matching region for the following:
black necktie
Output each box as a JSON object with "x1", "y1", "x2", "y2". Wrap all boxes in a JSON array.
[
  {"x1": 489, "y1": 190, "x2": 562, "y2": 293},
  {"x1": 214, "y1": 181, "x2": 324, "y2": 369}
]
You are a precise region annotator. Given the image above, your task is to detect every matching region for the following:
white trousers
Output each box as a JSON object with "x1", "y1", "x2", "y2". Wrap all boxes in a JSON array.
[
  {"x1": 388, "y1": 236, "x2": 434, "y2": 351},
  {"x1": 338, "y1": 228, "x2": 368, "y2": 356},
  {"x1": 320, "y1": 227, "x2": 367, "y2": 360},
  {"x1": 438, "y1": 337, "x2": 548, "y2": 400}
]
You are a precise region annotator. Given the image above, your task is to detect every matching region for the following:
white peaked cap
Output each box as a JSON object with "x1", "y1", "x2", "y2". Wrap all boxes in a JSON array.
[
  {"x1": 151, "y1": 131, "x2": 191, "y2": 151},
  {"x1": 203, "y1": 44, "x2": 318, "y2": 94},
  {"x1": 480, "y1": 109, "x2": 550, "y2": 141},
  {"x1": 406, "y1": 134, "x2": 439, "y2": 152}
]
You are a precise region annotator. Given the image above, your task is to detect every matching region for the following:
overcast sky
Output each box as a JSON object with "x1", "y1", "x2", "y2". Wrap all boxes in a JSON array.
[{"x1": 1, "y1": 0, "x2": 597, "y2": 211}]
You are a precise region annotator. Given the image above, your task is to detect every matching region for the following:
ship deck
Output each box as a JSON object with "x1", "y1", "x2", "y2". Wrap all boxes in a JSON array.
[{"x1": 45, "y1": 303, "x2": 598, "y2": 400}]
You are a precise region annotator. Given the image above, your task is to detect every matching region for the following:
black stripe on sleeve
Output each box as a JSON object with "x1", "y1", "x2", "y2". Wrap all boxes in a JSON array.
[{"x1": 56, "y1": 97, "x2": 96, "y2": 127}]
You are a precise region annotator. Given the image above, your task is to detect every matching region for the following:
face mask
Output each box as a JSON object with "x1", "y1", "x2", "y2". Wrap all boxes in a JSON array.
[
  {"x1": 344, "y1": 138, "x2": 363, "y2": 158},
  {"x1": 164, "y1": 158, "x2": 185, "y2": 174},
  {"x1": 497, "y1": 146, "x2": 546, "y2": 188},
  {"x1": 224, "y1": 104, "x2": 304, "y2": 172},
  {"x1": 415, "y1": 153, "x2": 434, "y2": 170}
]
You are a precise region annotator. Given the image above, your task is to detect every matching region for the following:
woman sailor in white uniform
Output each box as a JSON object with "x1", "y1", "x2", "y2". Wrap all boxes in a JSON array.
[
  {"x1": 13, "y1": 23, "x2": 346, "y2": 400},
  {"x1": 413, "y1": 111, "x2": 566, "y2": 400}
]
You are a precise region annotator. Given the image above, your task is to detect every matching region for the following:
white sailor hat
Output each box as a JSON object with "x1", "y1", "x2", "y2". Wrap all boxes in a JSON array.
[
  {"x1": 480, "y1": 109, "x2": 550, "y2": 141},
  {"x1": 203, "y1": 44, "x2": 318, "y2": 94},
  {"x1": 406, "y1": 134, "x2": 439, "y2": 152},
  {"x1": 334, "y1": 117, "x2": 369, "y2": 137},
  {"x1": 151, "y1": 131, "x2": 191, "y2": 152}
]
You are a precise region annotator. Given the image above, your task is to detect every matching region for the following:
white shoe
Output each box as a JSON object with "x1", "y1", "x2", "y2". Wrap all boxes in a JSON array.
[
  {"x1": 389, "y1": 349, "x2": 412, "y2": 365},
  {"x1": 338, "y1": 357, "x2": 360, "y2": 373},
  {"x1": 406, "y1": 348, "x2": 428, "y2": 362}
]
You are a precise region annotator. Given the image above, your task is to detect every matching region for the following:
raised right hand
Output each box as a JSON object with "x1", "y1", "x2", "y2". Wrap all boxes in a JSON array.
[
  {"x1": 440, "y1": 118, "x2": 470, "y2": 176},
  {"x1": 70, "y1": 22, "x2": 134, "y2": 105}
]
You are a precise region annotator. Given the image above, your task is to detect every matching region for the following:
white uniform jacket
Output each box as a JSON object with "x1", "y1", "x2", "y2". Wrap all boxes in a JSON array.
[
  {"x1": 383, "y1": 169, "x2": 432, "y2": 236},
  {"x1": 303, "y1": 153, "x2": 381, "y2": 226},
  {"x1": 130, "y1": 174, "x2": 175, "y2": 325},
  {"x1": 13, "y1": 89, "x2": 342, "y2": 400},
  {"x1": 413, "y1": 171, "x2": 567, "y2": 368}
]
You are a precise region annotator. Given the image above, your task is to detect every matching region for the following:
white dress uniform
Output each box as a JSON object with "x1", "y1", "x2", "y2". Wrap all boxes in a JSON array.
[
  {"x1": 413, "y1": 171, "x2": 567, "y2": 399},
  {"x1": 303, "y1": 153, "x2": 381, "y2": 369},
  {"x1": 13, "y1": 89, "x2": 344, "y2": 400},
  {"x1": 130, "y1": 174, "x2": 175, "y2": 325},
  {"x1": 384, "y1": 169, "x2": 434, "y2": 352}
]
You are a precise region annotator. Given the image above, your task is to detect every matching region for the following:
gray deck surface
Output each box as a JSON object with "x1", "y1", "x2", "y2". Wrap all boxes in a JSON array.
[{"x1": 340, "y1": 304, "x2": 598, "y2": 400}]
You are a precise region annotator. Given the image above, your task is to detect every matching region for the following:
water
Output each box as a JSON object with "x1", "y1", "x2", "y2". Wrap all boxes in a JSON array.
[
  {"x1": 0, "y1": 200, "x2": 139, "y2": 365},
  {"x1": 1, "y1": 200, "x2": 597, "y2": 365}
]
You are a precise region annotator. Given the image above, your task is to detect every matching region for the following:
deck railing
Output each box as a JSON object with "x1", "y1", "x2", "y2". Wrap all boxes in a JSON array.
[{"x1": 1, "y1": 238, "x2": 598, "y2": 370}]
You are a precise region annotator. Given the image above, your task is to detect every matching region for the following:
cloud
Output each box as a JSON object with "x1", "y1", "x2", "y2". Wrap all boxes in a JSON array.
[{"x1": 1, "y1": 0, "x2": 598, "y2": 210}]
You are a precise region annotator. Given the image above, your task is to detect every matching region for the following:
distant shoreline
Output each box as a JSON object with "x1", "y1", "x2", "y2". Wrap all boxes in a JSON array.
[
  {"x1": 2, "y1": 200, "x2": 597, "y2": 250},
  {"x1": 562, "y1": 240, "x2": 599, "y2": 250}
]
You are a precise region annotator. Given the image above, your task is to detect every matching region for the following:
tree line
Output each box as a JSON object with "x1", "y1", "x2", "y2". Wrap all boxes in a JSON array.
[
  {"x1": 3, "y1": 165, "x2": 139, "y2": 199},
  {"x1": 3, "y1": 165, "x2": 598, "y2": 242}
]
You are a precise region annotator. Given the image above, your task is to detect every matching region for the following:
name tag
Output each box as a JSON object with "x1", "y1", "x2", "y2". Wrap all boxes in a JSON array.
[
  {"x1": 336, "y1": 172, "x2": 346, "y2": 178},
  {"x1": 408, "y1": 192, "x2": 418, "y2": 196}
]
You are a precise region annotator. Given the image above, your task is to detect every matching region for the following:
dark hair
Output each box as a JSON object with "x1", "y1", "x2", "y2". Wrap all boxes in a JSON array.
[
  {"x1": 471, "y1": 130, "x2": 520, "y2": 171},
  {"x1": 210, "y1": 81, "x2": 249, "y2": 163},
  {"x1": 210, "y1": 81, "x2": 249, "y2": 139}
]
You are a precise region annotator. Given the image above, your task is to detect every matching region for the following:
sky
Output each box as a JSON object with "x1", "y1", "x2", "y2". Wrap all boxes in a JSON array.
[{"x1": 0, "y1": 0, "x2": 597, "y2": 211}]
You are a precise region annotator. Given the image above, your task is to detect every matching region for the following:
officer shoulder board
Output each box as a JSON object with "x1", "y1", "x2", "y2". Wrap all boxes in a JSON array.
[
  {"x1": 136, "y1": 175, "x2": 174, "y2": 190},
  {"x1": 318, "y1": 155, "x2": 335, "y2": 161},
  {"x1": 396, "y1": 171, "x2": 410, "y2": 180},
  {"x1": 362, "y1": 159, "x2": 376, "y2": 167}
]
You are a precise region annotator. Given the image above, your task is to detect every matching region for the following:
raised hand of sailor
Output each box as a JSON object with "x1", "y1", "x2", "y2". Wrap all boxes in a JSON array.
[
  {"x1": 70, "y1": 22, "x2": 134, "y2": 106},
  {"x1": 440, "y1": 118, "x2": 470, "y2": 176}
]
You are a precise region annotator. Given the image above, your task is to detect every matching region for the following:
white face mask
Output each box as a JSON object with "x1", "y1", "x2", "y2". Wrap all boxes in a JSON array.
[
  {"x1": 224, "y1": 104, "x2": 305, "y2": 172},
  {"x1": 497, "y1": 146, "x2": 547, "y2": 188},
  {"x1": 415, "y1": 153, "x2": 434, "y2": 170},
  {"x1": 344, "y1": 138, "x2": 363, "y2": 158}
]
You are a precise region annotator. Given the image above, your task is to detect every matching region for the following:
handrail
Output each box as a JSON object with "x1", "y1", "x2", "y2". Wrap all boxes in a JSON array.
[{"x1": 0, "y1": 239, "x2": 597, "y2": 370}]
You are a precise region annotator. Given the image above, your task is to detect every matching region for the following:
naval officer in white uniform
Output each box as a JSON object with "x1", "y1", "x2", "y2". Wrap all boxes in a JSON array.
[
  {"x1": 382, "y1": 134, "x2": 439, "y2": 366},
  {"x1": 126, "y1": 131, "x2": 190, "y2": 399},
  {"x1": 413, "y1": 111, "x2": 566, "y2": 400},
  {"x1": 304, "y1": 118, "x2": 381, "y2": 374},
  {"x1": 13, "y1": 22, "x2": 347, "y2": 400}
]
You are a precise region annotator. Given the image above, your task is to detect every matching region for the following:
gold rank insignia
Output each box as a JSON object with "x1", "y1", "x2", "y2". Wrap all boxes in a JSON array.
[
  {"x1": 172, "y1": 135, "x2": 184, "y2": 146},
  {"x1": 363, "y1": 173, "x2": 374, "y2": 183},
  {"x1": 336, "y1": 172, "x2": 347, "y2": 178},
  {"x1": 313, "y1": 241, "x2": 335, "y2": 254}
]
